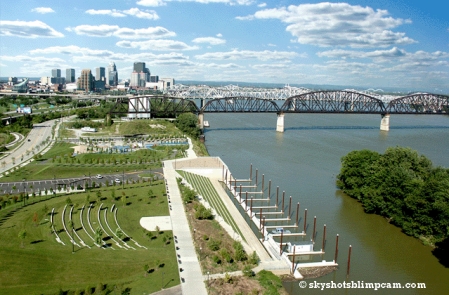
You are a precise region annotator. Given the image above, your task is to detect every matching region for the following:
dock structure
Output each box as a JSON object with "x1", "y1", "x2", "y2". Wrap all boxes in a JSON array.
[
  {"x1": 221, "y1": 162, "x2": 342, "y2": 278},
  {"x1": 177, "y1": 159, "x2": 343, "y2": 282}
]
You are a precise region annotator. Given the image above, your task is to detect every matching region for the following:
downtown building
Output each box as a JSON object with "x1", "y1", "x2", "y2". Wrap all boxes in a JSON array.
[
  {"x1": 66, "y1": 69, "x2": 75, "y2": 83},
  {"x1": 107, "y1": 62, "x2": 118, "y2": 86},
  {"x1": 77, "y1": 69, "x2": 94, "y2": 92}
]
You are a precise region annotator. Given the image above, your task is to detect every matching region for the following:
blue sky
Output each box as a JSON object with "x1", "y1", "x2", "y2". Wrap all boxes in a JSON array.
[{"x1": 0, "y1": 0, "x2": 448, "y2": 92}]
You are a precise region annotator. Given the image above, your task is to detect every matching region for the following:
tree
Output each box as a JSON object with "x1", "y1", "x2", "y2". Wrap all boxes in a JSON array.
[
  {"x1": 85, "y1": 194, "x2": 91, "y2": 204},
  {"x1": 96, "y1": 191, "x2": 102, "y2": 203},
  {"x1": 175, "y1": 113, "x2": 201, "y2": 138},
  {"x1": 95, "y1": 227, "x2": 103, "y2": 245},
  {"x1": 18, "y1": 229, "x2": 27, "y2": 248},
  {"x1": 66, "y1": 197, "x2": 73, "y2": 206},
  {"x1": 116, "y1": 228, "x2": 124, "y2": 240}
]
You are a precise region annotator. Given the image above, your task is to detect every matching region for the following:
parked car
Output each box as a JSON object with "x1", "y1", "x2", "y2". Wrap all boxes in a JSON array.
[
  {"x1": 96, "y1": 174, "x2": 103, "y2": 179},
  {"x1": 115, "y1": 178, "x2": 121, "y2": 183}
]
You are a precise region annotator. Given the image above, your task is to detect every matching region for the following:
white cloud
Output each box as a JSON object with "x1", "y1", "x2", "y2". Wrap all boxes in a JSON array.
[
  {"x1": 238, "y1": 3, "x2": 416, "y2": 48},
  {"x1": 0, "y1": 20, "x2": 64, "y2": 38},
  {"x1": 31, "y1": 7, "x2": 55, "y2": 14},
  {"x1": 85, "y1": 8, "x2": 158, "y2": 19},
  {"x1": 85, "y1": 9, "x2": 126, "y2": 17},
  {"x1": 198, "y1": 62, "x2": 242, "y2": 68},
  {"x1": 28, "y1": 45, "x2": 194, "y2": 66},
  {"x1": 317, "y1": 47, "x2": 449, "y2": 65},
  {"x1": 257, "y1": 3, "x2": 266, "y2": 8},
  {"x1": 192, "y1": 37, "x2": 226, "y2": 45},
  {"x1": 123, "y1": 8, "x2": 159, "y2": 20},
  {"x1": 117, "y1": 39, "x2": 199, "y2": 50},
  {"x1": 195, "y1": 49, "x2": 298, "y2": 61},
  {"x1": 216, "y1": 33, "x2": 223, "y2": 37},
  {"x1": 137, "y1": 0, "x2": 167, "y2": 6},
  {"x1": 138, "y1": 0, "x2": 254, "y2": 5},
  {"x1": 65, "y1": 25, "x2": 175, "y2": 39}
]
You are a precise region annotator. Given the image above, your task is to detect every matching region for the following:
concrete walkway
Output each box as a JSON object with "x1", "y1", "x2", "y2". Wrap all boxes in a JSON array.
[{"x1": 163, "y1": 159, "x2": 208, "y2": 295}]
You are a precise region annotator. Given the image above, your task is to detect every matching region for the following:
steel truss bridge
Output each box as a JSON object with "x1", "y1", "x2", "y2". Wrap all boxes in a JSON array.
[{"x1": 111, "y1": 90, "x2": 449, "y2": 115}]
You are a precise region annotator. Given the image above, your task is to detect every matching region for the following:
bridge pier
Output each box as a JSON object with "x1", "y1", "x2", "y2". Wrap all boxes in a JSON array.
[
  {"x1": 276, "y1": 113, "x2": 285, "y2": 133},
  {"x1": 198, "y1": 113, "x2": 204, "y2": 129},
  {"x1": 380, "y1": 113, "x2": 390, "y2": 131}
]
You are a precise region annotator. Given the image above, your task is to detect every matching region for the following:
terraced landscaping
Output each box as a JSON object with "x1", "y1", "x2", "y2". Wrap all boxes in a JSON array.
[
  {"x1": 177, "y1": 170, "x2": 245, "y2": 242},
  {"x1": 0, "y1": 182, "x2": 178, "y2": 295}
]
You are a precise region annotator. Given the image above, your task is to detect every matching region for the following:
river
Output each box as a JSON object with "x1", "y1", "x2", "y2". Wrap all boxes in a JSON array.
[{"x1": 203, "y1": 112, "x2": 449, "y2": 294}]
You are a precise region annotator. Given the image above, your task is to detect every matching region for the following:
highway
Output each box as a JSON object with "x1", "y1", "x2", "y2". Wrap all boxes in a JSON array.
[{"x1": 0, "y1": 119, "x2": 57, "y2": 174}]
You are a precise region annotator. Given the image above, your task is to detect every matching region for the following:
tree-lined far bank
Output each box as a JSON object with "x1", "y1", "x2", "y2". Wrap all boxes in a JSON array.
[{"x1": 337, "y1": 146, "x2": 449, "y2": 249}]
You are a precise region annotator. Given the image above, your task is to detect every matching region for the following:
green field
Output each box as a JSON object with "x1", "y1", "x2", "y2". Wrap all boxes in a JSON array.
[
  {"x1": 0, "y1": 182, "x2": 179, "y2": 295},
  {"x1": 2, "y1": 142, "x2": 187, "y2": 181}
]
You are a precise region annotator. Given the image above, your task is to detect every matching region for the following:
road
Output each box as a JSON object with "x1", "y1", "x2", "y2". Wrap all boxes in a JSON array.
[{"x1": 0, "y1": 119, "x2": 57, "y2": 173}]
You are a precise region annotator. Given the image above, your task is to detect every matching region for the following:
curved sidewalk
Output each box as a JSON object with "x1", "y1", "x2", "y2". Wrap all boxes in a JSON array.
[{"x1": 163, "y1": 159, "x2": 208, "y2": 295}]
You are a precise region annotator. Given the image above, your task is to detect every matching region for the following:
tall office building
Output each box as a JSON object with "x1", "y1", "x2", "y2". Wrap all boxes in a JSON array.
[
  {"x1": 107, "y1": 62, "x2": 118, "y2": 86},
  {"x1": 133, "y1": 62, "x2": 150, "y2": 82},
  {"x1": 52, "y1": 69, "x2": 61, "y2": 78},
  {"x1": 96, "y1": 67, "x2": 105, "y2": 81},
  {"x1": 77, "y1": 69, "x2": 94, "y2": 92},
  {"x1": 66, "y1": 69, "x2": 75, "y2": 83}
]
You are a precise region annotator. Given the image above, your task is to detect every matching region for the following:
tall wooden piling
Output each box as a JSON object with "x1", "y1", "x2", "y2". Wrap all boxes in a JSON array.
[
  {"x1": 295, "y1": 203, "x2": 300, "y2": 226},
  {"x1": 303, "y1": 209, "x2": 308, "y2": 233},
  {"x1": 347, "y1": 245, "x2": 352, "y2": 276},
  {"x1": 282, "y1": 191, "x2": 285, "y2": 213},
  {"x1": 259, "y1": 208, "x2": 263, "y2": 229},
  {"x1": 334, "y1": 234, "x2": 339, "y2": 263},
  {"x1": 262, "y1": 216, "x2": 265, "y2": 241},
  {"x1": 225, "y1": 170, "x2": 228, "y2": 184},
  {"x1": 280, "y1": 231, "x2": 284, "y2": 255},
  {"x1": 276, "y1": 187, "x2": 279, "y2": 208},
  {"x1": 245, "y1": 192, "x2": 248, "y2": 209},
  {"x1": 312, "y1": 216, "x2": 317, "y2": 243},
  {"x1": 322, "y1": 224, "x2": 327, "y2": 251},
  {"x1": 268, "y1": 180, "x2": 271, "y2": 204},
  {"x1": 288, "y1": 196, "x2": 292, "y2": 219},
  {"x1": 222, "y1": 166, "x2": 224, "y2": 182},
  {"x1": 239, "y1": 184, "x2": 242, "y2": 197},
  {"x1": 262, "y1": 174, "x2": 265, "y2": 195},
  {"x1": 234, "y1": 178, "x2": 237, "y2": 191},
  {"x1": 255, "y1": 169, "x2": 258, "y2": 186}
]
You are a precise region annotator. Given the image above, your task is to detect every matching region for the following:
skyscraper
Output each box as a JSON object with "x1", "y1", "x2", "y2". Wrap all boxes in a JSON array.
[
  {"x1": 96, "y1": 67, "x2": 105, "y2": 81},
  {"x1": 107, "y1": 62, "x2": 118, "y2": 86},
  {"x1": 133, "y1": 62, "x2": 150, "y2": 82},
  {"x1": 77, "y1": 69, "x2": 93, "y2": 92},
  {"x1": 52, "y1": 69, "x2": 61, "y2": 78},
  {"x1": 66, "y1": 69, "x2": 75, "y2": 83}
]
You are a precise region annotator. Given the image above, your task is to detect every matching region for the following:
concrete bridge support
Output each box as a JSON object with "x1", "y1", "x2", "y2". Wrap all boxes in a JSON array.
[
  {"x1": 198, "y1": 113, "x2": 204, "y2": 129},
  {"x1": 276, "y1": 113, "x2": 285, "y2": 133},
  {"x1": 380, "y1": 113, "x2": 390, "y2": 131}
]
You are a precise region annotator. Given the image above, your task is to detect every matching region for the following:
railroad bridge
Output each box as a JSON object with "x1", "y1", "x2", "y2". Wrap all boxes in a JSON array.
[{"x1": 110, "y1": 90, "x2": 449, "y2": 132}]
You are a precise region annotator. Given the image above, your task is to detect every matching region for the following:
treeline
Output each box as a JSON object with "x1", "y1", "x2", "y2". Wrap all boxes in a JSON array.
[{"x1": 337, "y1": 147, "x2": 449, "y2": 246}]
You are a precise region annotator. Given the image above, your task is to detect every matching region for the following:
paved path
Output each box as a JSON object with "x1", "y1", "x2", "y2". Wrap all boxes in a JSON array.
[{"x1": 163, "y1": 159, "x2": 208, "y2": 295}]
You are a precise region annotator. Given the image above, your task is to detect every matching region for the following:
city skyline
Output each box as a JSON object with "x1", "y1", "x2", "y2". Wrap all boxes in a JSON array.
[{"x1": 0, "y1": 0, "x2": 448, "y2": 92}]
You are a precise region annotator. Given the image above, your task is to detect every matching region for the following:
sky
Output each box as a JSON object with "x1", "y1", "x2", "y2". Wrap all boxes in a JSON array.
[{"x1": 0, "y1": 0, "x2": 448, "y2": 92}]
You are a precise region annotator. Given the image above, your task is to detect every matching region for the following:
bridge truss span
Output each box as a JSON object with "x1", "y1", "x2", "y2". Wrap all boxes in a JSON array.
[
  {"x1": 387, "y1": 93, "x2": 449, "y2": 114},
  {"x1": 202, "y1": 96, "x2": 281, "y2": 113},
  {"x1": 281, "y1": 90, "x2": 386, "y2": 113}
]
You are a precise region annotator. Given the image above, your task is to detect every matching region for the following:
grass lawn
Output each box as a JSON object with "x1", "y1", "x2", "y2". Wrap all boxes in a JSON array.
[
  {"x1": 0, "y1": 182, "x2": 179, "y2": 295},
  {"x1": 1, "y1": 142, "x2": 187, "y2": 181}
]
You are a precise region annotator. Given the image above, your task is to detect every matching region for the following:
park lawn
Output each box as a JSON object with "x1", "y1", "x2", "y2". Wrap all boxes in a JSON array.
[
  {"x1": 0, "y1": 182, "x2": 179, "y2": 295},
  {"x1": 1, "y1": 142, "x2": 175, "y2": 181}
]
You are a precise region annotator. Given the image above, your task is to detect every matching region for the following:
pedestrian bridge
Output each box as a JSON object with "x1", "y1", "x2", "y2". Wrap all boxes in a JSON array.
[{"x1": 110, "y1": 90, "x2": 449, "y2": 132}]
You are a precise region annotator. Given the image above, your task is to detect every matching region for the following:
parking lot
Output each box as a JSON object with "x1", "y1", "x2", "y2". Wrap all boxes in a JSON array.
[{"x1": 0, "y1": 170, "x2": 163, "y2": 195}]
